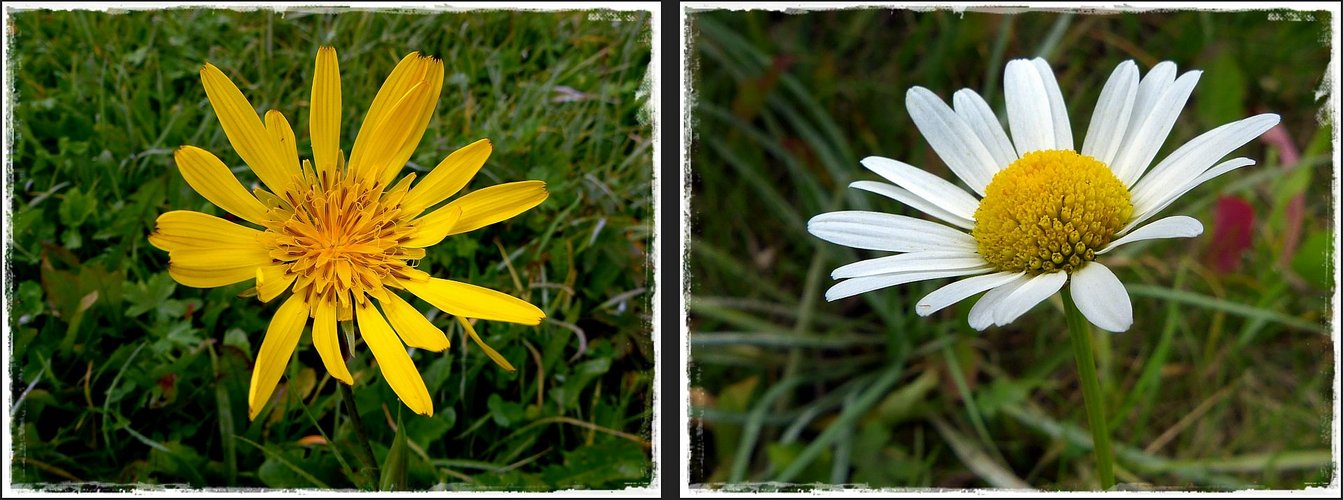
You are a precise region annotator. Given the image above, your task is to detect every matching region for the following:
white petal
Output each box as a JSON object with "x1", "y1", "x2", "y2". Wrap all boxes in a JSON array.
[
  {"x1": 859, "y1": 156, "x2": 981, "y2": 219},
  {"x1": 1126, "y1": 61, "x2": 1178, "y2": 141},
  {"x1": 993, "y1": 271, "x2": 1067, "y2": 326},
  {"x1": 1069, "y1": 263, "x2": 1133, "y2": 332},
  {"x1": 1102, "y1": 216, "x2": 1203, "y2": 254},
  {"x1": 968, "y1": 276, "x2": 1028, "y2": 330},
  {"x1": 1111, "y1": 70, "x2": 1202, "y2": 187},
  {"x1": 905, "y1": 88, "x2": 999, "y2": 195},
  {"x1": 1122, "y1": 157, "x2": 1255, "y2": 233},
  {"x1": 953, "y1": 89, "x2": 1018, "y2": 171},
  {"x1": 808, "y1": 211, "x2": 976, "y2": 253},
  {"x1": 1130, "y1": 114, "x2": 1280, "y2": 210},
  {"x1": 1004, "y1": 59, "x2": 1056, "y2": 155},
  {"x1": 1081, "y1": 60, "x2": 1139, "y2": 166},
  {"x1": 916, "y1": 271, "x2": 1025, "y2": 316},
  {"x1": 826, "y1": 267, "x2": 994, "y2": 302},
  {"x1": 1031, "y1": 58, "x2": 1073, "y2": 151},
  {"x1": 850, "y1": 181, "x2": 975, "y2": 230},
  {"x1": 833, "y1": 251, "x2": 987, "y2": 279}
]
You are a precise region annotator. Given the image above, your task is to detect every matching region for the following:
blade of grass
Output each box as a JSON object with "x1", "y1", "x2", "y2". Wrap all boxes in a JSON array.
[
  {"x1": 236, "y1": 436, "x2": 332, "y2": 489},
  {"x1": 929, "y1": 415, "x2": 1032, "y2": 489},
  {"x1": 1126, "y1": 284, "x2": 1324, "y2": 334},
  {"x1": 774, "y1": 361, "x2": 906, "y2": 483}
]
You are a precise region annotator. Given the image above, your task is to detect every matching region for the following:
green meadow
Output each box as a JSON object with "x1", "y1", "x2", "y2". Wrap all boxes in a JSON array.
[
  {"x1": 9, "y1": 8, "x2": 653, "y2": 491},
  {"x1": 687, "y1": 9, "x2": 1334, "y2": 491}
]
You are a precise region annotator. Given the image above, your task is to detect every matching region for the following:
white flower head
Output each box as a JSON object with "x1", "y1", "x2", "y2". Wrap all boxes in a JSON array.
[{"x1": 808, "y1": 58, "x2": 1279, "y2": 332}]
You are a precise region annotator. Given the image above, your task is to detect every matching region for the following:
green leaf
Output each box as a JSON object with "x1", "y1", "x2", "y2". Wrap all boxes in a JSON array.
[
  {"x1": 14, "y1": 281, "x2": 45, "y2": 320},
  {"x1": 58, "y1": 186, "x2": 96, "y2": 228},
  {"x1": 1291, "y1": 230, "x2": 1332, "y2": 290},
  {"x1": 556, "y1": 357, "x2": 610, "y2": 409},
  {"x1": 380, "y1": 413, "x2": 409, "y2": 491},
  {"x1": 1196, "y1": 50, "x2": 1246, "y2": 129},
  {"x1": 223, "y1": 328, "x2": 252, "y2": 353},
  {"x1": 539, "y1": 439, "x2": 649, "y2": 489},
  {"x1": 487, "y1": 393, "x2": 525, "y2": 427},
  {"x1": 406, "y1": 407, "x2": 455, "y2": 443},
  {"x1": 124, "y1": 273, "x2": 177, "y2": 318}
]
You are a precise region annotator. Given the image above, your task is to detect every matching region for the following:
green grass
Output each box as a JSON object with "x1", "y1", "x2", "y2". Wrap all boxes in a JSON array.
[
  {"x1": 8, "y1": 8, "x2": 653, "y2": 490},
  {"x1": 687, "y1": 9, "x2": 1334, "y2": 491}
]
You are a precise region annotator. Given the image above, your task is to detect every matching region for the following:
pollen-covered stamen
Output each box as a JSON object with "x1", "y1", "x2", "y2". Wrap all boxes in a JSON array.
[
  {"x1": 972, "y1": 150, "x2": 1133, "y2": 275},
  {"x1": 258, "y1": 164, "x2": 424, "y2": 310}
]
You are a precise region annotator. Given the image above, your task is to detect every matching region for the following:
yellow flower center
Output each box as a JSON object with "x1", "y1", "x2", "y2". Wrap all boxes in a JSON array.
[
  {"x1": 972, "y1": 150, "x2": 1133, "y2": 275},
  {"x1": 258, "y1": 160, "x2": 423, "y2": 312}
]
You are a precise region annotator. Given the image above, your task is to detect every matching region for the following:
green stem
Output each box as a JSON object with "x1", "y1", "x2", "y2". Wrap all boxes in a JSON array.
[
  {"x1": 340, "y1": 382, "x2": 380, "y2": 490},
  {"x1": 338, "y1": 320, "x2": 379, "y2": 490},
  {"x1": 1063, "y1": 289, "x2": 1115, "y2": 490}
]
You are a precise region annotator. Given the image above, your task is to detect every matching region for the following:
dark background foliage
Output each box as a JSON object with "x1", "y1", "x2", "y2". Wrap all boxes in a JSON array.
[
  {"x1": 688, "y1": 8, "x2": 1334, "y2": 490},
  {"x1": 9, "y1": 8, "x2": 654, "y2": 491}
]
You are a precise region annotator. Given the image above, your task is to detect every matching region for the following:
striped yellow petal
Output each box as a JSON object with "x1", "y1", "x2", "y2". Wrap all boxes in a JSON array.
[
  {"x1": 349, "y1": 52, "x2": 430, "y2": 177},
  {"x1": 400, "y1": 138, "x2": 492, "y2": 217},
  {"x1": 171, "y1": 246, "x2": 271, "y2": 270},
  {"x1": 355, "y1": 300, "x2": 433, "y2": 416},
  {"x1": 169, "y1": 262, "x2": 261, "y2": 289},
  {"x1": 265, "y1": 110, "x2": 299, "y2": 173},
  {"x1": 402, "y1": 205, "x2": 460, "y2": 249},
  {"x1": 378, "y1": 292, "x2": 450, "y2": 352},
  {"x1": 174, "y1": 146, "x2": 271, "y2": 226},
  {"x1": 312, "y1": 298, "x2": 353, "y2": 384},
  {"x1": 377, "y1": 59, "x2": 443, "y2": 186},
  {"x1": 349, "y1": 81, "x2": 431, "y2": 182},
  {"x1": 255, "y1": 264, "x2": 296, "y2": 303},
  {"x1": 406, "y1": 181, "x2": 547, "y2": 247},
  {"x1": 401, "y1": 276, "x2": 544, "y2": 326},
  {"x1": 456, "y1": 316, "x2": 515, "y2": 372},
  {"x1": 248, "y1": 294, "x2": 308, "y2": 420},
  {"x1": 200, "y1": 63, "x2": 294, "y2": 195},
  {"x1": 310, "y1": 46, "x2": 342, "y2": 175},
  {"x1": 148, "y1": 210, "x2": 263, "y2": 252},
  {"x1": 168, "y1": 245, "x2": 272, "y2": 288}
]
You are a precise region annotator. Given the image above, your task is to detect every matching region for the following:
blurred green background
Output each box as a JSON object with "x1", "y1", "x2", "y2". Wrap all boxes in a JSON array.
[
  {"x1": 9, "y1": 8, "x2": 653, "y2": 491},
  {"x1": 688, "y1": 9, "x2": 1334, "y2": 491}
]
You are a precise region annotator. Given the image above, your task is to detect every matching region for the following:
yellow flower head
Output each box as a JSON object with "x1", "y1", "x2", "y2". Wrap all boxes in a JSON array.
[{"x1": 149, "y1": 47, "x2": 548, "y2": 419}]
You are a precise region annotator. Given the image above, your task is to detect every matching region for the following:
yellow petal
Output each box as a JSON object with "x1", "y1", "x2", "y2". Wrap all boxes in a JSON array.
[
  {"x1": 167, "y1": 244, "x2": 272, "y2": 288},
  {"x1": 407, "y1": 181, "x2": 547, "y2": 247},
  {"x1": 256, "y1": 264, "x2": 297, "y2": 303},
  {"x1": 200, "y1": 63, "x2": 294, "y2": 195},
  {"x1": 174, "y1": 146, "x2": 271, "y2": 226},
  {"x1": 355, "y1": 301, "x2": 433, "y2": 416},
  {"x1": 349, "y1": 80, "x2": 430, "y2": 182},
  {"x1": 456, "y1": 316, "x2": 515, "y2": 372},
  {"x1": 149, "y1": 210, "x2": 263, "y2": 252},
  {"x1": 400, "y1": 138, "x2": 492, "y2": 217},
  {"x1": 310, "y1": 46, "x2": 342, "y2": 176},
  {"x1": 401, "y1": 276, "x2": 544, "y2": 326},
  {"x1": 377, "y1": 59, "x2": 444, "y2": 187},
  {"x1": 378, "y1": 292, "x2": 450, "y2": 352},
  {"x1": 402, "y1": 205, "x2": 460, "y2": 248},
  {"x1": 265, "y1": 110, "x2": 299, "y2": 174},
  {"x1": 312, "y1": 297, "x2": 353, "y2": 384},
  {"x1": 168, "y1": 263, "x2": 260, "y2": 289},
  {"x1": 248, "y1": 294, "x2": 308, "y2": 420},
  {"x1": 349, "y1": 52, "x2": 429, "y2": 176},
  {"x1": 171, "y1": 246, "x2": 272, "y2": 270}
]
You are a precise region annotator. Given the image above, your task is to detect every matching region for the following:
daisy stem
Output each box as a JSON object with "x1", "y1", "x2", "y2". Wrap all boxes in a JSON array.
[
  {"x1": 339, "y1": 381, "x2": 381, "y2": 490},
  {"x1": 1063, "y1": 289, "x2": 1115, "y2": 490}
]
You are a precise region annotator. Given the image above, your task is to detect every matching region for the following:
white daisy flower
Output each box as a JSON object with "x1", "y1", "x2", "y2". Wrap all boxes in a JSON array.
[{"x1": 808, "y1": 58, "x2": 1280, "y2": 332}]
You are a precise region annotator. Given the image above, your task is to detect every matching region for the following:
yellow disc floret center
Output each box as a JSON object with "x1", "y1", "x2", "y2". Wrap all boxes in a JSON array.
[
  {"x1": 972, "y1": 150, "x2": 1133, "y2": 275},
  {"x1": 258, "y1": 162, "x2": 424, "y2": 311}
]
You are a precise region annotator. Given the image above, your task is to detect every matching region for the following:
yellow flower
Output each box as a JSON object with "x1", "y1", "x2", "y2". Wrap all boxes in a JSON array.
[{"x1": 149, "y1": 47, "x2": 547, "y2": 419}]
